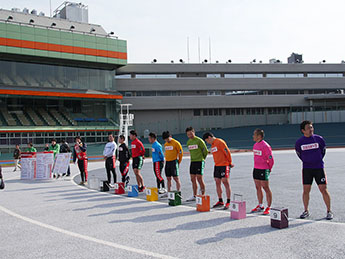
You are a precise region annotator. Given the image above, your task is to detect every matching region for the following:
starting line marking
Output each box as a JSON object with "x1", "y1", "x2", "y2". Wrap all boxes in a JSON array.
[{"x1": 0, "y1": 204, "x2": 178, "y2": 259}]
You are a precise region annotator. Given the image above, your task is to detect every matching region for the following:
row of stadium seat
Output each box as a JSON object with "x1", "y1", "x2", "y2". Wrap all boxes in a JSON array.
[
  {"x1": 0, "y1": 108, "x2": 77, "y2": 127},
  {"x1": 0, "y1": 72, "x2": 66, "y2": 88}
]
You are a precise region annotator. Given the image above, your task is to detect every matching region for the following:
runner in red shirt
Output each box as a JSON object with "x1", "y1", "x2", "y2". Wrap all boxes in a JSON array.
[{"x1": 129, "y1": 130, "x2": 146, "y2": 192}]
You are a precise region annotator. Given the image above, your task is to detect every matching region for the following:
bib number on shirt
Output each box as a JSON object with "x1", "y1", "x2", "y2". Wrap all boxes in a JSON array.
[
  {"x1": 188, "y1": 145, "x2": 198, "y2": 150},
  {"x1": 253, "y1": 149, "x2": 262, "y2": 156},
  {"x1": 301, "y1": 143, "x2": 319, "y2": 151},
  {"x1": 131, "y1": 144, "x2": 136, "y2": 149},
  {"x1": 211, "y1": 147, "x2": 218, "y2": 153},
  {"x1": 152, "y1": 148, "x2": 155, "y2": 152},
  {"x1": 165, "y1": 146, "x2": 173, "y2": 151}
]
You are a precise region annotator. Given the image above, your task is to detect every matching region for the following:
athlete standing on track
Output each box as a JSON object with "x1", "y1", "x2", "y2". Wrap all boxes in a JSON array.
[
  {"x1": 148, "y1": 132, "x2": 167, "y2": 194},
  {"x1": 295, "y1": 120, "x2": 333, "y2": 220},
  {"x1": 203, "y1": 132, "x2": 233, "y2": 210},
  {"x1": 73, "y1": 136, "x2": 88, "y2": 185},
  {"x1": 251, "y1": 129, "x2": 274, "y2": 215},
  {"x1": 130, "y1": 130, "x2": 146, "y2": 192},
  {"x1": 103, "y1": 133, "x2": 117, "y2": 186},
  {"x1": 117, "y1": 135, "x2": 130, "y2": 186},
  {"x1": 162, "y1": 131, "x2": 183, "y2": 192},
  {"x1": 186, "y1": 127, "x2": 208, "y2": 202}
]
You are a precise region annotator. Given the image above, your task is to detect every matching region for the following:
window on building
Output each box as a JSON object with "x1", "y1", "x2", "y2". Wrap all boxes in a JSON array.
[{"x1": 193, "y1": 109, "x2": 201, "y2": 116}]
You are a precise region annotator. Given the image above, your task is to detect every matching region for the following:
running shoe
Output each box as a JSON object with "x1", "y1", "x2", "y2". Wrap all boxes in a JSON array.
[
  {"x1": 263, "y1": 207, "x2": 270, "y2": 215},
  {"x1": 299, "y1": 210, "x2": 310, "y2": 219},
  {"x1": 139, "y1": 186, "x2": 146, "y2": 192},
  {"x1": 212, "y1": 201, "x2": 224, "y2": 208},
  {"x1": 56, "y1": 174, "x2": 61, "y2": 179},
  {"x1": 78, "y1": 181, "x2": 85, "y2": 185},
  {"x1": 326, "y1": 211, "x2": 334, "y2": 220},
  {"x1": 158, "y1": 188, "x2": 167, "y2": 194},
  {"x1": 223, "y1": 202, "x2": 230, "y2": 210},
  {"x1": 186, "y1": 196, "x2": 196, "y2": 202},
  {"x1": 251, "y1": 205, "x2": 264, "y2": 213}
]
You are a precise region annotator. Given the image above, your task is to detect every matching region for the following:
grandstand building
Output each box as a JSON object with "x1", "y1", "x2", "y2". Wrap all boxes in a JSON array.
[
  {"x1": 0, "y1": 4, "x2": 126, "y2": 152},
  {"x1": 115, "y1": 63, "x2": 345, "y2": 136}
]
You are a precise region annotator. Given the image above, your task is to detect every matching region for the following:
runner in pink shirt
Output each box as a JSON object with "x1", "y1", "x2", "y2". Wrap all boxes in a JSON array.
[{"x1": 251, "y1": 129, "x2": 274, "y2": 215}]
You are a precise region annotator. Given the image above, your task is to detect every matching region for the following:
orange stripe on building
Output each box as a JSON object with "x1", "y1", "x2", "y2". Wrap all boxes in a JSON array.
[
  {"x1": 0, "y1": 37, "x2": 127, "y2": 61},
  {"x1": 0, "y1": 89, "x2": 123, "y2": 100}
]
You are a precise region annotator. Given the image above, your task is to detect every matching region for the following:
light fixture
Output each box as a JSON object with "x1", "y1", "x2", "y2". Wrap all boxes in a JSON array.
[
  {"x1": 90, "y1": 27, "x2": 96, "y2": 33},
  {"x1": 151, "y1": 59, "x2": 157, "y2": 63},
  {"x1": 29, "y1": 19, "x2": 34, "y2": 24},
  {"x1": 70, "y1": 25, "x2": 75, "y2": 30},
  {"x1": 179, "y1": 59, "x2": 184, "y2": 63},
  {"x1": 226, "y1": 59, "x2": 232, "y2": 64},
  {"x1": 7, "y1": 16, "x2": 13, "y2": 21},
  {"x1": 51, "y1": 22, "x2": 56, "y2": 27}
]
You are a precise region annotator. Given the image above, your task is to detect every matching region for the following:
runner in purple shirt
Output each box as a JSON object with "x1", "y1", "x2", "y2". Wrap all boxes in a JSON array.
[{"x1": 295, "y1": 120, "x2": 333, "y2": 220}]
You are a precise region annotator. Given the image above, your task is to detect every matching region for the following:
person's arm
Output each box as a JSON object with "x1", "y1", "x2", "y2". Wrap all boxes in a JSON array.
[
  {"x1": 125, "y1": 145, "x2": 131, "y2": 161},
  {"x1": 221, "y1": 141, "x2": 232, "y2": 166},
  {"x1": 158, "y1": 144, "x2": 164, "y2": 161},
  {"x1": 320, "y1": 136, "x2": 326, "y2": 158},
  {"x1": 264, "y1": 145, "x2": 274, "y2": 170},
  {"x1": 200, "y1": 139, "x2": 208, "y2": 160},
  {"x1": 295, "y1": 141, "x2": 301, "y2": 160},
  {"x1": 80, "y1": 143, "x2": 87, "y2": 152},
  {"x1": 177, "y1": 141, "x2": 183, "y2": 164},
  {"x1": 73, "y1": 147, "x2": 77, "y2": 163},
  {"x1": 139, "y1": 141, "x2": 145, "y2": 157}
]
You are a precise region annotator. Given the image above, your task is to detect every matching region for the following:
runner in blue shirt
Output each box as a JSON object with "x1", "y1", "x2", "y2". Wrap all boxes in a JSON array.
[{"x1": 148, "y1": 132, "x2": 167, "y2": 194}]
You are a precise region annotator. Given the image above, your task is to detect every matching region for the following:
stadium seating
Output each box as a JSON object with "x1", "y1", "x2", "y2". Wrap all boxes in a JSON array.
[
  {"x1": 0, "y1": 108, "x2": 17, "y2": 126},
  {"x1": 26, "y1": 108, "x2": 45, "y2": 126},
  {"x1": 50, "y1": 109, "x2": 70, "y2": 126},
  {"x1": 15, "y1": 111, "x2": 31, "y2": 126},
  {"x1": 38, "y1": 108, "x2": 57, "y2": 126}
]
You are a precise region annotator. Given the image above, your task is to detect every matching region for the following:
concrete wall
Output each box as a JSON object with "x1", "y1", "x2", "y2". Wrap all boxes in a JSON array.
[
  {"x1": 290, "y1": 110, "x2": 345, "y2": 124},
  {"x1": 132, "y1": 109, "x2": 288, "y2": 136}
]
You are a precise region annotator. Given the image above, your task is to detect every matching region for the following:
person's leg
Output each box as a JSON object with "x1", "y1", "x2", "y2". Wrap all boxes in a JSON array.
[
  {"x1": 302, "y1": 184, "x2": 312, "y2": 211},
  {"x1": 66, "y1": 165, "x2": 70, "y2": 176},
  {"x1": 167, "y1": 176, "x2": 172, "y2": 192},
  {"x1": 78, "y1": 160, "x2": 85, "y2": 182},
  {"x1": 196, "y1": 175, "x2": 206, "y2": 195},
  {"x1": 190, "y1": 174, "x2": 197, "y2": 196},
  {"x1": 106, "y1": 158, "x2": 111, "y2": 183},
  {"x1": 261, "y1": 180, "x2": 272, "y2": 207},
  {"x1": 221, "y1": 177, "x2": 231, "y2": 200},
  {"x1": 215, "y1": 178, "x2": 222, "y2": 199},
  {"x1": 154, "y1": 162, "x2": 164, "y2": 189},
  {"x1": 111, "y1": 157, "x2": 116, "y2": 184},
  {"x1": 13, "y1": 159, "x2": 18, "y2": 171},
  {"x1": 318, "y1": 184, "x2": 331, "y2": 212},
  {"x1": 254, "y1": 179, "x2": 263, "y2": 204},
  {"x1": 174, "y1": 176, "x2": 181, "y2": 191},
  {"x1": 84, "y1": 159, "x2": 88, "y2": 182}
]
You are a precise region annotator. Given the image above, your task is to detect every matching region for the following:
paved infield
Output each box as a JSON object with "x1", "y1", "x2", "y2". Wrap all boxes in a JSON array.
[{"x1": 1, "y1": 149, "x2": 345, "y2": 258}]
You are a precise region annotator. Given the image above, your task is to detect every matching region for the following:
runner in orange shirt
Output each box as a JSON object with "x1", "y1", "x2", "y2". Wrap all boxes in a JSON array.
[{"x1": 203, "y1": 132, "x2": 234, "y2": 209}]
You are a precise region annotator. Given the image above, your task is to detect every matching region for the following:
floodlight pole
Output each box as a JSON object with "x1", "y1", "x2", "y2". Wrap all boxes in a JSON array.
[{"x1": 118, "y1": 104, "x2": 134, "y2": 146}]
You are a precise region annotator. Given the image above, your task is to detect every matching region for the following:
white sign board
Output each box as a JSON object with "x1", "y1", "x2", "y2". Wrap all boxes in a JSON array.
[
  {"x1": 168, "y1": 192, "x2": 175, "y2": 200},
  {"x1": 146, "y1": 188, "x2": 151, "y2": 196},
  {"x1": 196, "y1": 197, "x2": 202, "y2": 205},
  {"x1": 36, "y1": 152, "x2": 54, "y2": 180},
  {"x1": 52, "y1": 153, "x2": 71, "y2": 175},
  {"x1": 230, "y1": 202, "x2": 239, "y2": 212},
  {"x1": 270, "y1": 209, "x2": 281, "y2": 221},
  {"x1": 20, "y1": 157, "x2": 36, "y2": 180}
]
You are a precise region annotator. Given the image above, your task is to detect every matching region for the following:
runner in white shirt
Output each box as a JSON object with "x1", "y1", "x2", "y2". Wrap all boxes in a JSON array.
[{"x1": 103, "y1": 134, "x2": 117, "y2": 185}]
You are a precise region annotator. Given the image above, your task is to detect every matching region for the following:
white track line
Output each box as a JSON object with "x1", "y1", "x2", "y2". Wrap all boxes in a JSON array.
[{"x1": 0, "y1": 204, "x2": 177, "y2": 259}]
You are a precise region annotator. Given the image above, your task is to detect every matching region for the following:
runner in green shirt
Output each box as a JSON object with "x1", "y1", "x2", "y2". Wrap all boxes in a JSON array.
[
  {"x1": 185, "y1": 127, "x2": 208, "y2": 201},
  {"x1": 48, "y1": 139, "x2": 60, "y2": 179},
  {"x1": 48, "y1": 138, "x2": 60, "y2": 158},
  {"x1": 26, "y1": 142, "x2": 37, "y2": 152}
]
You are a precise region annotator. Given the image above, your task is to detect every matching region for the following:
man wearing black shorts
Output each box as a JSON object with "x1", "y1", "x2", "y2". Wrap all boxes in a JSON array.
[
  {"x1": 118, "y1": 135, "x2": 130, "y2": 186},
  {"x1": 295, "y1": 120, "x2": 333, "y2": 220}
]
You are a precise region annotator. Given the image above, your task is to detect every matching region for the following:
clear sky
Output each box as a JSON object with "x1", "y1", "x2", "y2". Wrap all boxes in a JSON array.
[{"x1": 1, "y1": 0, "x2": 345, "y2": 64}]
